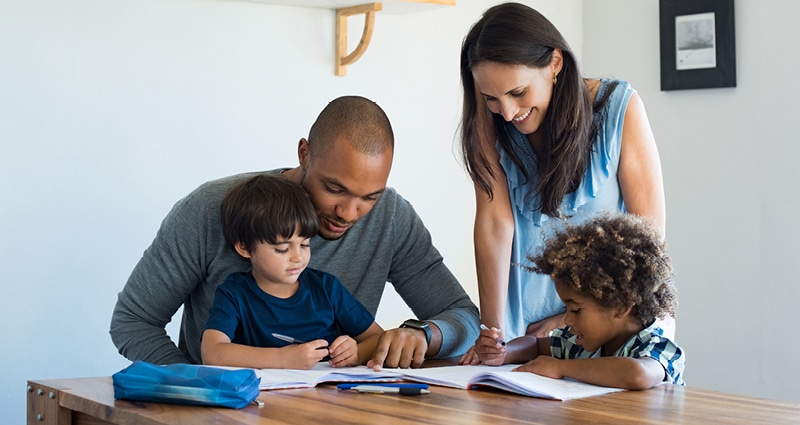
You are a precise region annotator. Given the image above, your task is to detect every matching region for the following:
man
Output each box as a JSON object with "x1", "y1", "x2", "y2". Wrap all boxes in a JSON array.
[{"x1": 110, "y1": 95, "x2": 479, "y2": 368}]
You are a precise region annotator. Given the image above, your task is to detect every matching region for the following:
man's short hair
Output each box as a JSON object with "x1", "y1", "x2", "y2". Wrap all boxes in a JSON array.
[{"x1": 307, "y1": 95, "x2": 394, "y2": 158}]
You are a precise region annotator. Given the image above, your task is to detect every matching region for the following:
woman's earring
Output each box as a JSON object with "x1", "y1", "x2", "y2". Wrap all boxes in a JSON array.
[{"x1": 553, "y1": 75, "x2": 558, "y2": 86}]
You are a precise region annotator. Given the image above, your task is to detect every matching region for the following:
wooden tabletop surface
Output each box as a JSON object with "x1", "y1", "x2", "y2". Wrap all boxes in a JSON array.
[{"x1": 27, "y1": 375, "x2": 800, "y2": 425}]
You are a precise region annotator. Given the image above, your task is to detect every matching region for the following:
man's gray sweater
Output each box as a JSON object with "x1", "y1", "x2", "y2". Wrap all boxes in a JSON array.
[{"x1": 110, "y1": 170, "x2": 479, "y2": 364}]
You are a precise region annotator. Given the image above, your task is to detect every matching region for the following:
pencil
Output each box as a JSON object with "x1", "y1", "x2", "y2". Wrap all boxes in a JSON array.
[
  {"x1": 479, "y1": 324, "x2": 506, "y2": 346},
  {"x1": 271, "y1": 333, "x2": 307, "y2": 344}
]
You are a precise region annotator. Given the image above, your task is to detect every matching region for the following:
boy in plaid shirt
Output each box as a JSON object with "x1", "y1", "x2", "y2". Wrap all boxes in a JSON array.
[{"x1": 475, "y1": 213, "x2": 684, "y2": 389}]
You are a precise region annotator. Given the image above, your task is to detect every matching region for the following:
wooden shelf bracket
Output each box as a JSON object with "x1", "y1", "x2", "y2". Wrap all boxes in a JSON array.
[{"x1": 336, "y1": 3, "x2": 382, "y2": 76}]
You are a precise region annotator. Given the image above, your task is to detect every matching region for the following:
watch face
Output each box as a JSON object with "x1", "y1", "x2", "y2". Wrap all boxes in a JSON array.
[
  {"x1": 402, "y1": 319, "x2": 428, "y2": 329},
  {"x1": 402, "y1": 319, "x2": 431, "y2": 345}
]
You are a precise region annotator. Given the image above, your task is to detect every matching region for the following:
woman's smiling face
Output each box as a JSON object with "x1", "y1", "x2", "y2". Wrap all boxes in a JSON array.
[{"x1": 471, "y1": 59, "x2": 560, "y2": 136}]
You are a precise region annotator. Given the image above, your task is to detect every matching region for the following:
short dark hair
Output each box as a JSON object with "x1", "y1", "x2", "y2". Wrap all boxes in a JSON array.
[
  {"x1": 307, "y1": 95, "x2": 394, "y2": 159},
  {"x1": 526, "y1": 213, "x2": 677, "y2": 326},
  {"x1": 220, "y1": 174, "x2": 318, "y2": 254}
]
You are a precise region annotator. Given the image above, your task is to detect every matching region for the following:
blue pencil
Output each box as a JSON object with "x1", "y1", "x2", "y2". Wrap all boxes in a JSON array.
[{"x1": 336, "y1": 382, "x2": 429, "y2": 390}]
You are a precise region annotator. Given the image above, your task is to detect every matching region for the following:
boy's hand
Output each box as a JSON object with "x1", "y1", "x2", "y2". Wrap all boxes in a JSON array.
[
  {"x1": 328, "y1": 335, "x2": 359, "y2": 367},
  {"x1": 513, "y1": 356, "x2": 563, "y2": 379},
  {"x1": 458, "y1": 345, "x2": 480, "y2": 365},
  {"x1": 282, "y1": 340, "x2": 329, "y2": 369},
  {"x1": 474, "y1": 326, "x2": 507, "y2": 366}
]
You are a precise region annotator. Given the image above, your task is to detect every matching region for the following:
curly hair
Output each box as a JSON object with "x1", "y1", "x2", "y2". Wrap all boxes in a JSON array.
[{"x1": 526, "y1": 213, "x2": 677, "y2": 326}]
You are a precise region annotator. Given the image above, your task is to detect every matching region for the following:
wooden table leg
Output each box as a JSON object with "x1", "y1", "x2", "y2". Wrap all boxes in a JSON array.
[{"x1": 28, "y1": 381, "x2": 72, "y2": 425}]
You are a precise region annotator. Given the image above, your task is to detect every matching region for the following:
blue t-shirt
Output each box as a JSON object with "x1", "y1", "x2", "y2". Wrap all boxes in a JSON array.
[
  {"x1": 550, "y1": 321, "x2": 686, "y2": 385},
  {"x1": 204, "y1": 268, "x2": 375, "y2": 347}
]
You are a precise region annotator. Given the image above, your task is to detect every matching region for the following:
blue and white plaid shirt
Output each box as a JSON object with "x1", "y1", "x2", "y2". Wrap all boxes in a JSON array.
[{"x1": 550, "y1": 321, "x2": 685, "y2": 385}]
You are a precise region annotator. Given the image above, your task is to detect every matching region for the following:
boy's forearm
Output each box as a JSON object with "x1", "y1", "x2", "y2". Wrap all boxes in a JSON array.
[
  {"x1": 557, "y1": 357, "x2": 664, "y2": 390},
  {"x1": 202, "y1": 342, "x2": 286, "y2": 369},
  {"x1": 504, "y1": 335, "x2": 543, "y2": 364}
]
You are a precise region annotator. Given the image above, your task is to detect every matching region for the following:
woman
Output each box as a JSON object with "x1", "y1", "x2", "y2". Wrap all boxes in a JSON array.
[{"x1": 458, "y1": 2, "x2": 668, "y2": 364}]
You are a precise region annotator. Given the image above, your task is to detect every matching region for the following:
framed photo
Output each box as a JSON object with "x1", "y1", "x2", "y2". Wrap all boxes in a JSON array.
[{"x1": 659, "y1": 0, "x2": 736, "y2": 91}]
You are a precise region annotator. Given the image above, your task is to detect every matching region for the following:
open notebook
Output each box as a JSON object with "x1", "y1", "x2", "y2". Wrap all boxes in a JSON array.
[
  {"x1": 251, "y1": 363, "x2": 403, "y2": 390},
  {"x1": 399, "y1": 364, "x2": 625, "y2": 400},
  {"x1": 246, "y1": 363, "x2": 624, "y2": 400}
]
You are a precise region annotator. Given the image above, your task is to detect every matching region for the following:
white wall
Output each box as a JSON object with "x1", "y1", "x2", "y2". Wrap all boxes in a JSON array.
[
  {"x1": 0, "y1": 0, "x2": 581, "y2": 421},
  {"x1": 582, "y1": 0, "x2": 800, "y2": 403}
]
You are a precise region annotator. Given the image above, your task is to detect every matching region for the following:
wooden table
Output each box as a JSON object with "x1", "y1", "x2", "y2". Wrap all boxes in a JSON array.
[{"x1": 27, "y1": 375, "x2": 800, "y2": 425}]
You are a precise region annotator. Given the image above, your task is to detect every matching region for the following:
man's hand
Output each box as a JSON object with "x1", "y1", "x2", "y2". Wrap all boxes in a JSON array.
[{"x1": 366, "y1": 328, "x2": 427, "y2": 370}]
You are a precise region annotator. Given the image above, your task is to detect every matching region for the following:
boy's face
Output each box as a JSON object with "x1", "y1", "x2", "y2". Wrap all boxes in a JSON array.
[
  {"x1": 236, "y1": 232, "x2": 311, "y2": 290},
  {"x1": 298, "y1": 136, "x2": 392, "y2": 241},
  {"x1": 554, "y1": 279, "x2": 633, "y2": 354}
]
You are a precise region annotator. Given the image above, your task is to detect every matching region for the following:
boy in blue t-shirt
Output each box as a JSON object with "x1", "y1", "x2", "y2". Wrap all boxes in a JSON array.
[
  {"x1": 475, "y1": 213, "x2": 685, "y2": 389},
  {"x1": 201, "y1": 175, "x2": 383, "y2": 370}
]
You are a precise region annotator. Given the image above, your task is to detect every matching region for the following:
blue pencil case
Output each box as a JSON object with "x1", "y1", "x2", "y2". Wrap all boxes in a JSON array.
[{"x1": 112, "y1": 361, "x2": 261, "y2": 409}]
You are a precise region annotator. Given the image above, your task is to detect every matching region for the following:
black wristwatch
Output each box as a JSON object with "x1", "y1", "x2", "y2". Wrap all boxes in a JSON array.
[{"x1": 400, "y1": 319, "x2": 431, "y2": 345}]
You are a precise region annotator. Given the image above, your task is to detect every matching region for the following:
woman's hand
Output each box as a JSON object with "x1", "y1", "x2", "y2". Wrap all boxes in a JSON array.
[
  {"x1": 459, "y1": 326, "x2": 508, "y2": 365},
  {"x1": 474, "y1": 326, "x2": 507, "y2": 366},
  {"x1": 525, "y1": 313, "x2": 566, "y2": 338}
]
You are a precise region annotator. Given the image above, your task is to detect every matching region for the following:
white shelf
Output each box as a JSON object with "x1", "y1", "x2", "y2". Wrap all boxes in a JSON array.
[
  {"x1": 234, "y1": 0, "x2": 456, "y2": 75},
  {"x1": 243, "y1": 0, "x2": 454, "y2": 15}
]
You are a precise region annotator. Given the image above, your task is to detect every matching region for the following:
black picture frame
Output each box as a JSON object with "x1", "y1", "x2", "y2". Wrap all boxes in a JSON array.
[{"x1": 659, "y1": 0, "x2": 736, "y2": 91}]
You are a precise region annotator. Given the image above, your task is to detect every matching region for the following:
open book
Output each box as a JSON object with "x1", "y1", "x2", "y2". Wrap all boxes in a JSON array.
[
  {"x1": 399, "y1": 364, "x2": 625, "y2": 400},
  {"x1": 252, "y1": 363, "x2": 403, "y2": 390},
  {"x1": 250, "y1": 363, "x2": 623, "y2": 400}
]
